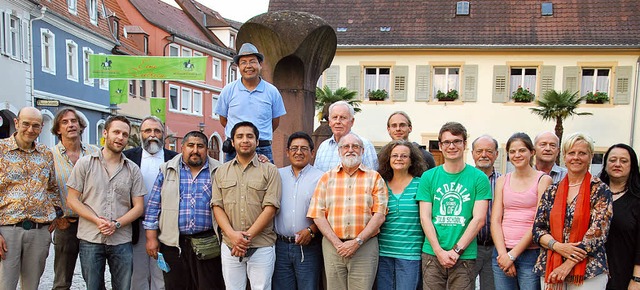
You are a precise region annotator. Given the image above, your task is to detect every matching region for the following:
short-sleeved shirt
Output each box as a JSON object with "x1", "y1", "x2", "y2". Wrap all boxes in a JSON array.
[
  {"x1": 0, "y1": 134, "x2": 60, "y2": 225},
  {"x1": 416, "y1": 164, "x2": 491, "y2": 260},
  {"x1": 274, "y1": 164, "x2": 324, "y2": 237},
  {"x1": 67, "y1": 150, "x2": 147, "y2": 245},
  {"x1": 52, "y1": 141, "x2": 100, "y2": 217},
  {"x1": 214, "y1": 78, "x2": 286, "y2": 141},
  {"x1": 211, "y1": 154, "x2": 282, "y2": 248},
  {"x1": 314, "y1": 133, "x2": 379, "y2": 172},
  {"x1": 307, "y1": 163, "x2": 388, "y2": 240}
]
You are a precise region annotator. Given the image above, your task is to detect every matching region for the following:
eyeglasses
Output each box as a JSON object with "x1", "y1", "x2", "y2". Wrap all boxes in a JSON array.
[
  {"x1": 391, "y1": 154, "x2": 410, "y2": 160},
  {"x1": 19, "y1": 121, "x2": 42, "y2": 130},
  {"x1": 288, "y1": 146, "x2": 310, "y2": 153},
  {"x1": 239, "y1": 60, "x2": 259, "y2": 67},
  {"x1": 440, "y1": 139, "x2": 464, "y2": 147},
  {"x1": 339, "y1": 144, "x2": 362, "y2": 151}
]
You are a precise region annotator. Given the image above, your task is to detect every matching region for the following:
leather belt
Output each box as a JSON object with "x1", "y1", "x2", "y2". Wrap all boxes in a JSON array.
[
  {"x1": 258, "y1": 140, "x2": 272, "y2": 147},
  {"x1": 277, "y1": 234, "x2": 297, "y2": 243},
  {"x1": 8, "y1": 220, "x2": 51, "y2": 230}
]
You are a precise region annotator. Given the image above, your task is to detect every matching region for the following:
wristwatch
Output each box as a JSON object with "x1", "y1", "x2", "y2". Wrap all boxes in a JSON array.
[
  {"x1": 507, "y1": 252, "x2": 516, "y2": 261},
  {"x1": 632, "y1": 276, "x2": 640, "y2": 283},
  {"x1": 453, "y1": 244, "x2": 465, "y2": 256},
  {"x1": 355, "y1": 237, "x2": 364, "y2": 246},
  {"x1": 113, "y1": 220, "x2": 121, "y2": 229}
]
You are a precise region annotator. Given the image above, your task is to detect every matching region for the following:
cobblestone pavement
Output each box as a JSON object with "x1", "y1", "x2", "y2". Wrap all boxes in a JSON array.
[{"x1": 37, "y1": 245, "x2": 112, "y2": 290}]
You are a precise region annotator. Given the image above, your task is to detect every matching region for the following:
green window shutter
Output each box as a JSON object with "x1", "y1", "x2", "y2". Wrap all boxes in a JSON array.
[
  {"x1": 562, "y1": 66, "x2": 580, "y2": 95},
  {"x1": 324, "y1": 65, "x2": 339, "y2": 91},
  {"x1": 393, "y1": 65, "x2": 408, "y2": 102},
  {"x1": 415, "y1": 65, "x2": 430, "y2": 102},
  {"x1": 539, "y1": 66, "x2": 556, "y2": 98},
  {"x1": 346, "y1": 66, "x2": 361, "y2": 100},
  {"x1": 492, "y1": 65, "x2": 508, "y2": 103},
  {"x1": 614, "y1": 66, "x2": 632, "y2": 105},
  {"x1": 462, "y1": 65, "x2": 478, "y2": 102}
]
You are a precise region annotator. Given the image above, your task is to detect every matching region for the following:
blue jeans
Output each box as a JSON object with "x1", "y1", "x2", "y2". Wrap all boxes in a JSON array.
[
  {"x1": 492, "y1": 248, "x2": 540, "y2": 290},
  {"x1": 225, "y1": 145, "x2": 273, "y2": 163},
  {"x1": 79, "y1": 241, "x2": 133, "y2": 290},
  {"x1": 376, "y1": 256, "x2": 421, "y2": 290},
  {"x1": 272, "y1": 239, "x2": 322, "y2": 290}
]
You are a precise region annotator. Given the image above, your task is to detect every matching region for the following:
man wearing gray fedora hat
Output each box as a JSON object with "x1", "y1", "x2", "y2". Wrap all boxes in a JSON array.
[{"x1": 215, "y1": 42, "x2": 286, "y2": 163}]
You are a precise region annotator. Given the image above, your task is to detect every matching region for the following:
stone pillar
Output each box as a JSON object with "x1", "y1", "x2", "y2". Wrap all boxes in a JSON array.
[{"x1": 237, "y1": 11, "x2": 336, "y2": 166}]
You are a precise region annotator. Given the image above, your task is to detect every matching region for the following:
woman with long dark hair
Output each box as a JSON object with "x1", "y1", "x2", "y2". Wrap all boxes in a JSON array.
[{"x1": 599, "y1": 144, "x2": 640, "y2": 290}]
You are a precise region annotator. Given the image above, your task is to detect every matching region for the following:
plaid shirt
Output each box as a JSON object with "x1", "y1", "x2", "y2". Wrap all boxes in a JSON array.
[
  {"x1": 307, "y1": 163, "x2": 388, "y2": 239},
  {"x1": 144, "y1": 159, "x2": 213, "y2": 235}
]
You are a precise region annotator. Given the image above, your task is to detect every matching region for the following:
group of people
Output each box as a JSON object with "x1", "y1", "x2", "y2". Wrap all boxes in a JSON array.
[{"x1": 0, "y1": 40, "x2": 638, "y2": 290}]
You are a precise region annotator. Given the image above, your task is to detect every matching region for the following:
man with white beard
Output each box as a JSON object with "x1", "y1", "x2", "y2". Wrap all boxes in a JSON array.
[
  {"x1": 123, "y1": 116, "x2": 178, "y2": 290},
  {"x1": 307, "y1": 133, "x2": 388, "y2": 289}
]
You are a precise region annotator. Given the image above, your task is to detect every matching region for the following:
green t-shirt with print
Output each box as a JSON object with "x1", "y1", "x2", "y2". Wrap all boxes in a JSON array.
[{"x1": 416, "y1": 164, "x2": 491, "y2": 259}]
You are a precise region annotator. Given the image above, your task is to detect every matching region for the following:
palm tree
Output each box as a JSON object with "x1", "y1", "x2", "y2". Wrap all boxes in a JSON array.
[
  {"x1": 530, "y1": 89, "x2": 592, "y2": 163},
  {"x1": 315, "y1": 86, "x2": 361, "y2": 121}
]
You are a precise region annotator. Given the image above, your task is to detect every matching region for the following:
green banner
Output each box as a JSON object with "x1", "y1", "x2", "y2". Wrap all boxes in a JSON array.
[
  {"x1": 150, "y1": 97, "x2": 167, "y2": 123},
  {"x1": 109, "y1": 80, "x2": 128, "y2": 104},
  {"x1": 89, "y1": 55, "x2": 207, "y2": 81}
]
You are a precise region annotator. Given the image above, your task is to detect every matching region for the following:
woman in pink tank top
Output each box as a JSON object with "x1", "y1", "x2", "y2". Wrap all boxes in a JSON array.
[{"x1": 490, "y1": 132, "x2": 553, "y2": 290}]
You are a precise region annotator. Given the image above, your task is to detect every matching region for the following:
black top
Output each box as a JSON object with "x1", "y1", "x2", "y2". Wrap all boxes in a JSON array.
[
  {"x1": 606, "y1": 190, "x2": 640, "y2": 290},
  {"x1": 412, "y1": 142, "x2": 437, "y2": 169}
]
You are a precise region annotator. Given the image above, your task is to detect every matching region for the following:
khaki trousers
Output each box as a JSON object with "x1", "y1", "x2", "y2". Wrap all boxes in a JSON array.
[
  {"x1": 321, "y1": 236, "x2": 378, "y2": 290},
  {"x1": 0, "y1": 225, "x2": 51, "y2": 290}
]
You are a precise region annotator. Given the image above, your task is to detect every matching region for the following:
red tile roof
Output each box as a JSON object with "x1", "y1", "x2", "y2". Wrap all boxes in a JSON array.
[{"x1": 268, "y1": 0, "x2": 640, "y2": 47}]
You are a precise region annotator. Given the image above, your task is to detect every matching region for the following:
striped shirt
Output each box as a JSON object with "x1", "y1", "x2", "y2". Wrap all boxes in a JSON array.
[
  {"x1": 379, "y1": 177, "x2": 423, "y2": 260},
  {"x1": 52, "y1": 141, "x2": 100, "y2": 217},
  {"x1": 307, "y1": 163, "x2": 388, "y2": 239},
  {"x1": 145, "y1": 159, "x2": 213, "y2": 235},
  {"x1": 477, "y1": 169, "x2": 500, "y2": 245},
  {"x1": 314, "y1": 133, "x2": 379, "y2": 172}
]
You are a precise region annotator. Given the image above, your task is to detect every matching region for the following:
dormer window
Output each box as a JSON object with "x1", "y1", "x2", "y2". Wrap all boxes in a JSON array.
[
  {"x1": 88, "y1": 0, "x2": 98, "y2": 25},
  {"x1": 456, "y1": 1, "x2": 470, "y2": 16},
  {"x1": 229, "y1": 34, "x2": 236, "y2": 49}
]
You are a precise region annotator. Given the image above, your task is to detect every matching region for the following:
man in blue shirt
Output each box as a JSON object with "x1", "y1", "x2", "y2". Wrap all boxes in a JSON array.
[
  {"x1": 143, "y1": 131, "x2": 223, "y2": 290},
  {"x1": 272, "y1": 132, "x2": 324, "y2": 290},
  {"x1": 215, "y1": 43, "x2": 286, "y2": 162}
]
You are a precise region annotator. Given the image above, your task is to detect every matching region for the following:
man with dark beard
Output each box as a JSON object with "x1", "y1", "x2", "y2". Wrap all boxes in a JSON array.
[
  {"x1": 307, "y1": 133, "x2": 388, "y2": 289},
  {"x1": 144, "y1": 131, "x2": 224, "y2": 289},
  {"x1": 123, "y1": 116, "x2": 177, "y2": 290}
]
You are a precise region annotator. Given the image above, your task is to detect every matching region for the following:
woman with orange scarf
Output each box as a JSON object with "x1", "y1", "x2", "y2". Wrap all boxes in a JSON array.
[{"x1": 532, "y1": 132, "x2": 613, "y2": 289}]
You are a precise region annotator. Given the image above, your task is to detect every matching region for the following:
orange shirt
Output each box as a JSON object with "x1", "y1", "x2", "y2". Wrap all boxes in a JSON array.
[{"x1": 307, "y1": 164, "x2": 388, "y2": 239}]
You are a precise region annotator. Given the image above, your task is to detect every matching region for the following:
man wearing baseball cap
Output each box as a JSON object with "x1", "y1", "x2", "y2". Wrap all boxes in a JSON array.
[{"x1": 214, "y1": 43, "x2": 286, "y2": 163}]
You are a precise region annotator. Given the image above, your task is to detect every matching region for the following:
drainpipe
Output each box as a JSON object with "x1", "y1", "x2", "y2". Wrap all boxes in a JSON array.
[
  {"x1": 29, "y1": 5, "x2": 46, "y2": 106},
  {"x1": 631, "y1": 56, "x2": 640, "y2": 147}
]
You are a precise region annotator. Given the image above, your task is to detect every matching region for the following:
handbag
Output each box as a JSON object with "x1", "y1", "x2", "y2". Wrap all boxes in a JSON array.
[{"x1": 189, "y1": 234, "x2": 221, "y2": 260}]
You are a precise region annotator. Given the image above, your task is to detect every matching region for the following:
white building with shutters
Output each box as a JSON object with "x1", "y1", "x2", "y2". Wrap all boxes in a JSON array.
[{"x1": 270, "y1": 0, "x2": 640, "y2": 173}]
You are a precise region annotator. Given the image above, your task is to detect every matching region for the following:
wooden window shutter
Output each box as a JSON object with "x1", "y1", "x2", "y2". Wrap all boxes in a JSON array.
[
  {"x1": 346, "y1": 66, "x2": 361, "y2": 100},
  {"x1": 539, "y1": 66, "x2": 556, "y2": 97},
  {"x1": 415, "y1": 65, "x2": 430, "y2": 102},
  {"x1": 325, "y1": 65, "x2": 339, "y2": 91},
  {"x1": 492, "y1": 65, "x2": 508, "y2": 103},
  {"x1": 614, "y1": 66, "x2": 632, "y2": 105},
  {"x1": 562, "y1": 66, "x2": 580, "y2": 94},
  {"x1": 393, "y1": 65, "x2": 408, "y2": 102},
  {"x1": 462, "y1": 65, "x2": 478, "y2": 102}
]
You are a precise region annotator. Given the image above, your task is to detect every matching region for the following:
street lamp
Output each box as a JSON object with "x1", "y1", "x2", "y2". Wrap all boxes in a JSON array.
[{"x1": 198, "y1": 122, "x2": 205, "y2": 133}]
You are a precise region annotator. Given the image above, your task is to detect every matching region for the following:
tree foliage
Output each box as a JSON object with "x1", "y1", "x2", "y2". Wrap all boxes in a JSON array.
[{"x1": 315, "y1": 86, "x2": 361, "y2": 121}]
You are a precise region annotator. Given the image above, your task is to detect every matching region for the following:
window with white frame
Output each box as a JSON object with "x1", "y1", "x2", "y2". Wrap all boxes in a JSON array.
[
  {"x1": 581, "y1": 68, "x2": 610, "y2": 96},
  {"x1": 212, "y1": 94, "x2": 219, "y2": 118},
  {"x1": 41, "y1": 29, "x2": 56, "y2": 74},
  {"x1": 213, "y1": 58, "x2": 222, "y2": 80},
  {"x1": 66, "y1": 40, "x2": 78, "y2": 81},
  {"x1": 21, "y1": 19, "x2": 29, "y2": 62},
  {"x1": 139, "y1": 80, "x2": 146, "y2": 98},
  {"x1": 169, "y1": 86, "x2": 179, "y2": 110},
  {"x1": 96, "y1": 120, "x2": 105, "y2": 146},
  {"x1": 364, "y1": 67, "x2": 390, "y2": 96},
  {"x1": 229, "y1": 34, "x2": 236, "y2": 49},
  {"x1": 68, "y1": 0, "x2": 77, "y2": 14},
  {"x1": 151, "y1": 80, "x2": 157, "y2": 97},
  {"x1": 88, "y1": 0, "x2": 98, "y2": 25},
  {"x1": 510, "y1": 67, "x2": 537, "y2": 97},
  {"x1": 143, "y1": 36, "x2": 149, "y2": 55},
  {"x1": 227, "y1": 64, "x2": 237, "y2": 84},
  {"x1": 181, "y1": 88, "x2": 192, "y2": 112},
  {"x1": 193, "y1": 51, "x2": 203, "y2": 57},
  {"x1": 82, "y1": 47, "x2": 94, "y2": 86},
  {"x1": 168, "y1": 44, "x2": 179, "y2": 56},
  {"x1": 193, "y1": 90, "x2": 202, "y2": 115},
  {"x1": 8, "y1": 15, "x2": 20, "y2": 60},
  {"x1": 182, "y1": 47, "x2": 192, "y2": 57},
  {"x1": 129, "y1": 80, "x2": 135, "y2": 96},
  {"x1": 432, "y1": 67, "x2": 460, "y2": 98}
]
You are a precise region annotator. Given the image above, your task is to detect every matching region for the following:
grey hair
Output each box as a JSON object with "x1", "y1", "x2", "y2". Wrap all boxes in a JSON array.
[
  {"x1": 329, "y1": 101, "x2": 355, "y2": 119},
  {"x1": 338, "y1": 133, "x2": 363, "y2": 147},
  {"x1": 472, "y1": 134, "x2": 498, "y2": 151}
]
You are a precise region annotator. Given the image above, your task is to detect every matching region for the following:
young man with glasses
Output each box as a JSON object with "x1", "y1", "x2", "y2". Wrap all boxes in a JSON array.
[
  {"x1": 272, "y1": 132, "x2": 324, "y2": 290},
  {"x1": 416, "y1": 122, "x2": 492, "y2": 290},
  {"x1": 307, "y1": 133, "x2": 388, "y2": 289}
]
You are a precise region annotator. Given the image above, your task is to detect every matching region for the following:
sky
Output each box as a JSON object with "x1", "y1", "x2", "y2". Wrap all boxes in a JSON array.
[{"x1": 160, "y1": 0, "x2": 270, "y2": 22}]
